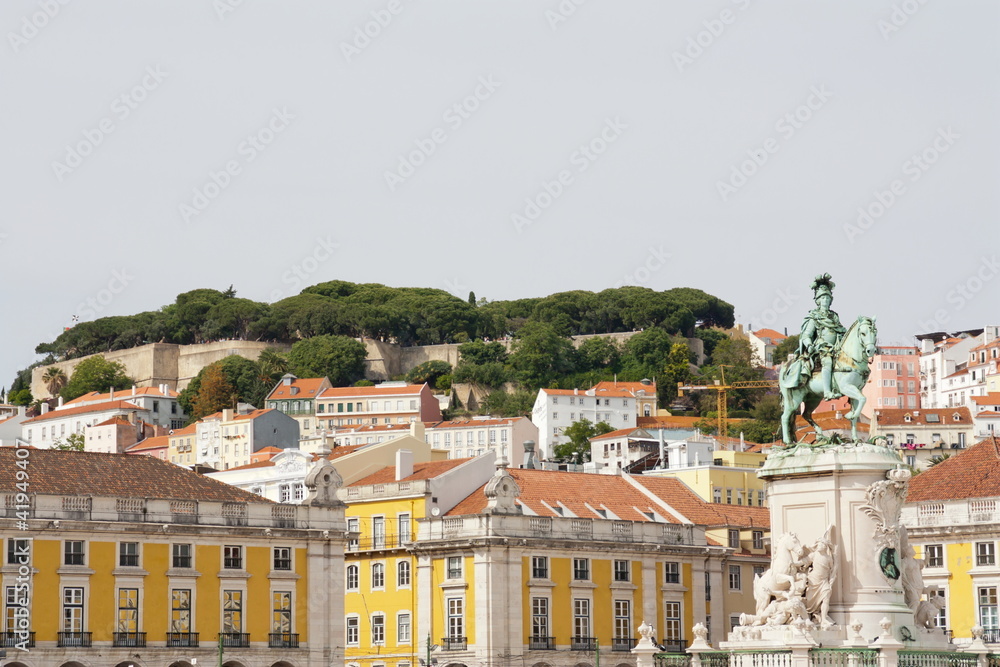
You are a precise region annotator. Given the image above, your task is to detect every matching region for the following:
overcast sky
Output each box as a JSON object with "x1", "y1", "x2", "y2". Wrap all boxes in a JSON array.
[{"x1": 2, "y1": 0, "x2": 998, "y2": 386}]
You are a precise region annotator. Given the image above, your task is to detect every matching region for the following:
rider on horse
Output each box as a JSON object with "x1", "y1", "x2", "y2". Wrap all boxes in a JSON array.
[{"x1": 794, "y1": 273, "x2": 846, "y2": 400}]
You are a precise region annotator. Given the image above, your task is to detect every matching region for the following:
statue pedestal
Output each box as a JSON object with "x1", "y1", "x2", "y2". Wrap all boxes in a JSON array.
[{"x1": 724, "y1": 442, "x2": 951, "y2": 649}]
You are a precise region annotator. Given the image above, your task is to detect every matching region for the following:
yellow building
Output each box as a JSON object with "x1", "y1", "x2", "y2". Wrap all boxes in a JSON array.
[
  {"x1": 642, "y1": 437, "x2": 769, "y2": 508},
  {"x1": 0, "y1": 446, "x2": 345, "y2": 667},
  {"x1": 901, "y1": 435, "x2": 1000, "y2": 644},
  {"x1": 339, "y1": 451, "x2": 771, "y2": 667}
]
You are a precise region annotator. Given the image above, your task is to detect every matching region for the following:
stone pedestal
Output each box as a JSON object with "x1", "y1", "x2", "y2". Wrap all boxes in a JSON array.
[{"x1": 724, "y1": 441, "x2": 951, "y2": 650}]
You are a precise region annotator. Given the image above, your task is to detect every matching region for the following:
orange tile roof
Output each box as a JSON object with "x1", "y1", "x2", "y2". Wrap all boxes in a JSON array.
[
  {"x1": 944, "y1": 367, "x2": 970, "y2": 379},
  {"x1": 591, "y1": 380, "x2": 657, "y2": 394},
  {"x1": 972, "y1": 394, "x2": 1000, "y2": 406},
  {"x1": 430, "y1": 418, "x2": 520, "y2": 429},
  {"x1": 637, "y1": 416, "x2": 702, "y2": 428},
  {"x1": 230, "y1": 408, "x2": 275, "y2": 421},
  {"x1": 335, "y1": 424, "x2": 410, "y2": 433},
  {"x1": 0, "y1": 447, "x2": 270, "y2": 502},
  {"x1": 753, "y1": 328, "x2": 788, "y2": 342},
  {"x1": 542, "y1": 387, "x2": 638, "y2": 398},
  {"x1": 93, "y1": 415, "x2": 132, "y2": 427},
  {"x1": 976, "y1": 411, "x2": 1000, "y2": 419},
  {"x1": 256, "y1": 446, "x2": 283, "y2": 453},
  {"x1": 970, "y1": 338, "x2": 1000, "y2": 353},
  {"x1": 126, "y1": 435, "x2": 170, "y2": 452},
  {"x1": 64, "y1": 386, "x2": 178, "y2": 405},
  {"x1": 632, "y1": 476, "x2": 771, "y2": 528},
  {"x1": 22, "y1": 400, "x2": 145, "y2": 424},
  {"x1": 169, "y1": 424, "x2": 197, "y2": 436},
  {"x1": 267, "y1": 377, "x2": 329, "y2": 400},
  {"x1": 589, "y1": 427, "x2": 651, "y2": 441},
  {"x1": 907, "y1": 437, "x2": 1000, "y2": 502},
  {"x1": 875, "y1": 407, "x2": 972, "y2": 426},
  {"x1": 350, "y1": 458, "x2": 470, "y2": 486},
  {"x1": 319, "y1": 384, "x2": 424, "y2": 398},
  {"x1": 448, "y1": 468, "x2": 685, "y2": 522}
]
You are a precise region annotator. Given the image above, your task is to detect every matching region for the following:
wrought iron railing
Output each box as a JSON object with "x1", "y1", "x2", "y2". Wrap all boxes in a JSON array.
[
  {"x1": 809, "y1": 648, "x2": 878, "y2": 666},
  {"x1": 269, "y1": 632, "x2": 299, "y2": 648},
  {"x1": 57, "y1": 631, "x2": 92, "y2": 647},
  {"x1": 612, "y1": 637, "x2": 638, "y2": 652},
  {"x1": 983, "y1": 629, "x2": 1000, "y2": 643},
  {"x1": 0, "y1": 631, "x2": 34, "y2": 647},
  {"x1": 571, "y1": 636, "x2": 598, "y2": 651},
  {"x1": 113, "y1": 631, "x2": 146, "y2": 647},
  {"x1": 166, "y1": 631, "x2": 199, "y2": 647},
  {"x1": 441, "y1": 636, "x2": 467, "y2": 651},
  {"x1": 220, "y1": 632, "x2": 250, "y2": 648},
  {"x1": 529, "y1": 636, "x2": 556, "y2": 650}
]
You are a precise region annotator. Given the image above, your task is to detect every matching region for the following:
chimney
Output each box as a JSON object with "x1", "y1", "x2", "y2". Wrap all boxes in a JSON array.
[
  {"x1": 57, "y1": 396, "x2": 64, "y2": 407},
  {"x1": 40, "y1": 403, "x2": 49, "y2": 414},
  {"x1": 574, "y1": 388, "x2": 579, "y2": 395},
  {"x1": 396, "y1": 449, "x2": 414, "y2": 480},
  {"x1": 222, "y1": 409, "x2": 234, "y2": 422},
  {"x1": 110, "y1": 387, "x2": 115, "y2": 400},
  {"x1": 522, "y1": 440, "x2": 537, "y2": 469},
  {"x1": 409, "y1": 421, "x2": 425, "y2": 440},
  {"x1": 17, "y1": 406, "x2": 26, "y2": 417},
  {"x1": 132, "y1": 384, "x2": 137, "y2": 396}
]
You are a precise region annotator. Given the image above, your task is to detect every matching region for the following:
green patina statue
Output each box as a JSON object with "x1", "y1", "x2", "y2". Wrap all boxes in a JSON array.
[{"x1": 778, "y1": 274, "x2": 878, "y2": 445}]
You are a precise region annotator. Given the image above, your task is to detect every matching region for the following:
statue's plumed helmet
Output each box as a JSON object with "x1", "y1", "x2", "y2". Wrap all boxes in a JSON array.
[{"x1": 810, "y1": 273, "x2": 835, "y2": 300}]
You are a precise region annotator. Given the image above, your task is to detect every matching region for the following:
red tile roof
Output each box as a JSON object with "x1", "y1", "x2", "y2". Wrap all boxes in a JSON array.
[
  {"x1": 943, "y1": 367, "x2": 970, "y2": 379},
  {"x1": 319, "y1": 384, "x2": 424, "y2": 398},
  {"x1": 169, "y1": 424, "x2": 197, "y2": 436},
  {"x1": 126, "y1": 435, "x2": 170, "y2": 452},
  {"x1": 94, "y1": 416, "x2": 132, "y2": 427},
  {"x1": 753, "y1": 328, "x2": 788, "y2": 342},
  {"x1": 907, "y1": 437, "x2": 1000, "y2": 502},
  {"x1": 970, "y1": 338, "x2": 1000, "y2": 353},
  {"x1": 875, "y1": 408, "x2": 972, "y2": 426},
  {"x1": 267, "y1": 377, "x2": 329, "y2": 400},
  {"x1": 637, "y1": 416, "x2": 702, "y2": 428},
  {"x1": 0, "y1": 447, "x2": 270, "y2": 502},
  {"x1": 64, "y1": 386, "x2": 178, "y2": 405},
  {"x1": 350, "y1": 458, "x2": 470, "y2": 486},
  {"x1": 591, "y1": 381, "x2": 657, "y2": 395},
  {"x1": 632, "y1": 476, "x2": 771, "y2": 528},
  {"x1": 230, "y1": 408, "x2": 276, "y2": 421},
  {"x1": 972, "y1": 394, "x2": 1000, "y2": 407},
  {"x1": 22, "y1": 401, "x2": 145, "y2": 424},
  {"x1": 589, "y1": 428, "x2": 651, "y2": 442},
  {"x1": 430, "y1": 418, "x2": 520, "y2": 429}
]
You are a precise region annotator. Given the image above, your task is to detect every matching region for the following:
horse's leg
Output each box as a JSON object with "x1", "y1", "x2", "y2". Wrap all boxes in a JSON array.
[
  {"x1": 840, "y1": 372, "x2": 866, "y2": 441},
  {"x1": 802, "y1": 389, "x2": 824, "y2": 438},
  {"x1": 780, "y1": 388, "x2": 795, "y2": 444}
]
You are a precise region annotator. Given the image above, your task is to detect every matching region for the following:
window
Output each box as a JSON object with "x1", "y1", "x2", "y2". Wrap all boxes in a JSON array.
[
  {"x1": 272, "y1": 591, "x2": 292, "y2": 633},
  {"x1": 573, "y1": 598, "x2": 590, "y2": 639},
  {"x1": 397, "y1": 612, "x2": 411, "y2": 643},
  {"x1": 726, "y1": 489, "x2": 733, "y2": 504},
  {"x1": 532, "y1": 597, "x2": 549, "y2": 638},
  {"x1": 398, "y1": 513, "x2": 411, "y2": 545},
  {"x1": 664, "y1": 562, "x2": 680, "y2": 584},
  {"x1": 346, "y1": 564, "x2": 359, "y2": 590},
  {"x1": 729, "y1": 565, "x2": 742, "y2": 590},
  {"x1": 119, "y1": 542, "x2": 139, "y2": 567},
  {"x1": 372, "y1": 562, "x2": 385, "y2": 589},
  {"x1": 347, "y1": 518, "x2": 359, "y2": 550},
  {"x1": 118, "y1": 588, "x2": 138, "y2": 632},
  {"x1": 447, "y1": 556, "x2": 462, "y2": 579},
  {"x1": 63, "y1": 587, "x2": 84, "y2": 632},
  {"x1": 977, "y1": 542, "x2": 996, "y2": 566},
  {"x1": 5, "y1": 587, "x2": 22, "y2": 632},
  {"x1": 614, "y1": 600, "x2": 631, "y2": 639},
  {"x1": 532, "y1": 556, "x2": 549, "y2": 579},
  {"x1": 447, "y1": 597, "x2": 465, "y2": 639},
  {"x1": 931, "y1": 588, "x2": 947, "y2": 629},
  {"x1": 273, "y1": 547, "x2": 292, "y2": 571},
  {"x1": 705, "y1": 571, "x2": 711, "y2": 600},
  {"x1": 728, "y1": 529, "x2": 740, "y2": 549},
  {"x1": 6, "y1": 538, "x2": 28, "y2": 565},
  {"x1": 980, "y1": 587, "x2": 998, "y2": 629},
  {"x1": 753, "y1": 565, "x2": 766, "y2": 578},
  {"x1": 664, "y1": 602, "x2": 681, "y2": 642},
  {"x1": 614, "y1": 559, "x2": 630, "y2": 582},
  {"x1": 371, "y1": 613, "x2": 385, "y2": 644},
  {"x1": 373, "y1": 516, "x2": 386, "y2": 549},
  {"x1": 752, "y1": 531, "x2": 764, "y2": 550},
  {"x1": 713, "y1": 488, "x2": 722, "y2": 504},
  {"x1": 397, "y1": 560, "x2": 411, "y2": 587},
  {"x1": 346, "y1": 616, "x2": 359, "y2": 645},
  {"x1": 223, "y1": 590, "x2": 242, "y2": 633},
  {"x1": 171, "y1": 589, "x2": 191, "y2": 633},
  {"x1": 926, "y1": 544, "x2": 944, "y2": 568},
  {"x1": 573, "y1": 558, "x2": 590, "y2": 580},
  {"x1": 224, "y1": 545, "x2": 243, "y2": 569},
  {"x1": 64, "y1": 541, "x2": 85, "y2": 566}
]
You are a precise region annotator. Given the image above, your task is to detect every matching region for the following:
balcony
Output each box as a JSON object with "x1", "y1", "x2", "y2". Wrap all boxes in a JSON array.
[
  {"x1": 269, "y1": 632, "x2": 300, "y2": 648},
  {"x1": 658, "y1": 638, "x2": 686, "y2": 653},
  {"x1": 220, "y1": 632, "x2": 250, "y2": 648},
  {"x1": 442, "y1": 636, "x2": 468, "y2": 651},
  {"x1": 571, "y1": 637, "x2": 598, "y2": 651},
  {"x1": 166, "y1": 631, "x2": 199, "y2": 647},
  {"x1": 1, "y1": 631, "x2": 34, "y2": 648},
  {"x1": 58, "y1": 631, "x2": 92, "y2": 647},
  {"x1": 529, "y1": 636, "x2": 556, "y2": 650},
  {"x1": 612, "y1": 637, "x2": 637, "y2": 652},
  {"x1": 113, "y1": 631, "x2": 146, "y2": 647},
  {"x1": 982, "y1": 628, "x2": 1000, "y2": 644}
]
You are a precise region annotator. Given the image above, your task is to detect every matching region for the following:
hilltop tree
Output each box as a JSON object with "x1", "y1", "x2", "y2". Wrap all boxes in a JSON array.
[
  {"x1": 190, "y1": 365, "x2": 236, "y2": 420},
  {"x1": 508, "y1": 322, "x2": 578, "y2": 389},
  {"x1": 60, "y1": 356, "x2": 133, "y2": 401},
  {"x1": 287, "y1": 335, "x2": 367, "y2": 386}
]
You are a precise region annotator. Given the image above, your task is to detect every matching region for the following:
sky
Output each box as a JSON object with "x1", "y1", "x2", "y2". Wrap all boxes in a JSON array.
[{"x1": 2, "y1": 0, "x2": 998, "y2": 386}]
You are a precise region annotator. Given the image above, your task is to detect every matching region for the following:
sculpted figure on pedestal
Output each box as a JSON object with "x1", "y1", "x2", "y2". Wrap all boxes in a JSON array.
[{"x1": 804, "y1": 527, "x2": 838, "y2": 629}]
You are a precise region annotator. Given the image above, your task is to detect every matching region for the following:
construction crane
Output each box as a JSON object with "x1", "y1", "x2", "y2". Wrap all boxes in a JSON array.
[{"x1": 677, "y1": 366, "x2": 777, "y2": 442}]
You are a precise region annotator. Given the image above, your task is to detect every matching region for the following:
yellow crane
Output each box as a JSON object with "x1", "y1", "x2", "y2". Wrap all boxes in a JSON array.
[{"x1": 677, "y1": 366, "x2": 777, "y2": 440}]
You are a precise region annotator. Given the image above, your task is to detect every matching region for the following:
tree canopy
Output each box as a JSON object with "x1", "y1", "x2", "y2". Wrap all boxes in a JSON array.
[
  {"x1": 60, "y1": 356, "x2": 133, "y2": 401},
  {"x1": 553, "y1": 418, "x2": 615, "y2": 463},
  {"x1": 287, "y1": 335, "x2": 367, "y2": 387}
]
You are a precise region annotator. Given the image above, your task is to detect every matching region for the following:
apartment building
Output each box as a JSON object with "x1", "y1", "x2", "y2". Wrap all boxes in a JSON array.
[
  {"x1": 920, "y1": 327, "x2": 1000, "y2": 410},
  {"x1": 863, "y1": 345, "x2": 922, "y2": 415},
  {"x1": 63, "y1": 384, "x2": 186, "y2": 429},
  {"x1": 21, "y1": 400, "x2": 153, "y2": 449},
  {"x1": 972, "y1": 394, "x2": 1000, "y2": 440},
  {"x1": 0, "y1": 447, "x2": 345, "y2": 665},
  {"x1": 266, "y1": 374, "x2": 332, "y2": 439},
  {"x1": 315, "y1": 382, "x2": 442, "y2": 429},
  {"x1": 869, "y1": 407, "x2": 974, "y2": 470}
]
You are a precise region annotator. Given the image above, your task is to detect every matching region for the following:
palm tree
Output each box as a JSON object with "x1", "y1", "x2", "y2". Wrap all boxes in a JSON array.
[{"x1": 42, "y1": 366, "x2": 68, "y2": 397}]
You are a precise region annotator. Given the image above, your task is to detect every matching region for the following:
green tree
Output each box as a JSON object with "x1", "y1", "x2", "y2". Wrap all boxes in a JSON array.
[
  {"x1": 190, "y1": 365, "x2": 236, "y2": 420},
  {"x1": 405, "y1": 361, "x2": 452, "y2": 387},
  {"x1": 8, "y1": 389, "x2": 32, "y2": 406},
  {"x1": 481, "y1": 389, "x2": 536, "y2": 417},
  {"x1": 288, "y1": 335, "x2": 368, "y2": 386},
  {"x1": 553, "y1": 418, "x2": 614, "y2": 463},
  {"x1": 772, "y1": 334, "x2": 799, "y2": 365},
  {"x1": 507, "y1": 322, "x2": 578, "y2": 389},
  {"x1": 576, "y1": 336, "x2": 621, "y2": 372},
  {"x1": 42, "y1": 366, "x2": 68, "y2": 397},
  {"x1": 52, "y1": 432, "x2": 85, "y2": 451},
  {"x1": 60, "y1": 356, "x2": 133, "y2": 401}
]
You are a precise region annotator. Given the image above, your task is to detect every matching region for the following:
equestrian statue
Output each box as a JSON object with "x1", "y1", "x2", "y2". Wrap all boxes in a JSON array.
[{"x1": 778, "y1": 274, "x2": 878, "y2": 444}]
